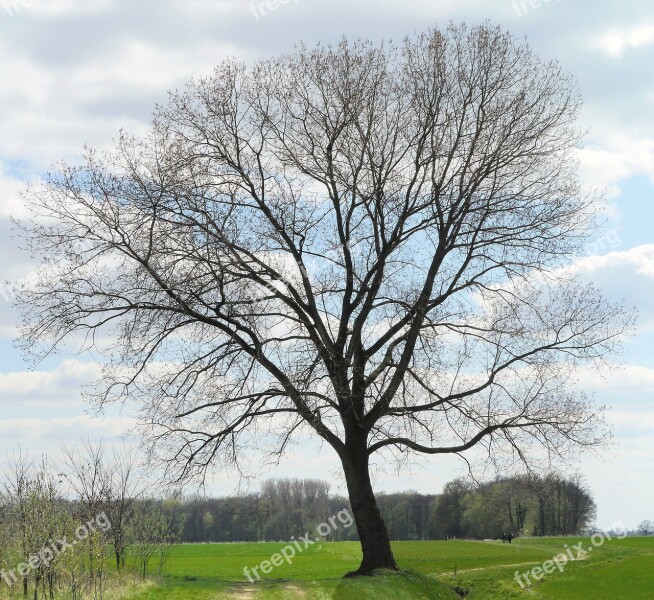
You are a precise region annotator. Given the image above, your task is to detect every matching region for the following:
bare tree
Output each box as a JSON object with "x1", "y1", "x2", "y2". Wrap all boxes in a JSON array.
[
  {"x1": 0, "y1": 494, "x2": 9, "y2": 588},
  {"x1": 4, "y1": 453, "x2": 35, "y2": 598},
  {"x1": 127, "y1": 502, "x2": 177, "y2": 580},
  {"x1": 3, "y1": 456, "x2": 67, "y2": 600},
  {"x1": 637, "y1": 520, "x2": 654, "y2": 536},
  {"x1": 59, "y1": 443, "x2": 111, "y2": 596},
  {"x1": 16, "y1": 24, "x2": 632, "y2": 575},
  {"x1": 60, "y1": 442, "x2": 145, "y2": 575},
  {"x1": 103, "y1": 445, "x2": 145, "y2": 572}
]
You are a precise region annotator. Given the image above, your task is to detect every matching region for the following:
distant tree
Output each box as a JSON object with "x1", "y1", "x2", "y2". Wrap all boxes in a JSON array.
[
  {"x1": 128, "y1": 503, "x2": 178, "y2": 579},
  {"x1": 157, "y1": 501, "x2": 182, "y2": 576},
  {"x1": 3, "y1": 456, "x2": 84, "y2": 600},
  {"x1": 503, "y1": 476, "x2": 530, "y2": 535},
  {"x1": 529, "y1": 474, "x2": 595, "y2": 536},
  {"x1": 0, "y1": 502, "x2": 8, "y2": 587},
  {"x1": 637, "y1": 520, "x2": 654, "y2": 536},
  {"x1": 201, "y1": 511, "x2": 214, "y2": 537},
  {"x1": 378, "y1": 492, "x2": 435, "y2": 540},
  {"x1": 461, "y1": 481, "x2": 513, "y2": 539},
  {"x1": 60, "y1": 441, "x2": 111, "y2": 593},
  {"x1": 17, "y1": 23, "x2": 632, "y2": 575},
  {"x1": 433, "y1": 478, "x2": 472, "y2": 539},
  {"x1": 102, "y1": 444, "x2": 145, "y2": 572}
]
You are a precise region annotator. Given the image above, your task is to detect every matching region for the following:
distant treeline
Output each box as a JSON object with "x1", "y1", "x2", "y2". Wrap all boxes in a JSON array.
[
  {"x1": 431, "y1": 473, "x2": 596, "y2": 539},
  {"x1": 161, "y1": 474, "x2": 595, "y2": 542},
  {"x1": 176, "y1": 479, "x2": 351, "y2": 542}
]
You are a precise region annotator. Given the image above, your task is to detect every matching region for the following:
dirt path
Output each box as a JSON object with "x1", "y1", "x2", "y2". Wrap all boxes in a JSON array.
[
  {"x1": 284, "y1": 584, "x2": 308, "y2": 598},
  {"x1": 226, "y1": 582, "x2": 308, "y2": 599},
  {"x1": 431, "y1": 560, "x2": 541, "y2": 577},
  {"x1": 225, "y1": 583, "x2": 258, "y2": 599},
  {"x1": 431, "y1": 552, "x2": 590, "y2": 578}
]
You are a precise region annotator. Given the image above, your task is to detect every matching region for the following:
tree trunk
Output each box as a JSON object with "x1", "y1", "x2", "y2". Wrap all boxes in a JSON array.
[{"x1": 341, "y1": 447, "x2": 399, "y2": 576}]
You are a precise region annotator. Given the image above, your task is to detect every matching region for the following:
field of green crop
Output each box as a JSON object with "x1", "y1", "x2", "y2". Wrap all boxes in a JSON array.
[{"x1": 123, "y1": 536, "x2": 654, "y2": 599}]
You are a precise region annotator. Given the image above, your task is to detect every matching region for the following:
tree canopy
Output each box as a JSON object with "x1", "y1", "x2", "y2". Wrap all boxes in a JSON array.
[{"x1": 16, "y1": 23, "x2": 632, "y2": 574}]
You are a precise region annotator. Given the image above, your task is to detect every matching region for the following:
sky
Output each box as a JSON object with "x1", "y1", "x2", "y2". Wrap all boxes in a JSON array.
[{"x1": 0, "y1": 0, "x2": 653, "y2": 530}]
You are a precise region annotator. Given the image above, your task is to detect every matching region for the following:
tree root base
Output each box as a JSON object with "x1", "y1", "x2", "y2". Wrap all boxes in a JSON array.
[{"x1": 344, "y1": 565, "x2": 402, "y2": 578}]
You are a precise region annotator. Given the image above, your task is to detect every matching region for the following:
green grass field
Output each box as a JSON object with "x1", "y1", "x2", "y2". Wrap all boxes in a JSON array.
[{"x1": 123, "y1": 536, "x2": 654, "y2": 599}]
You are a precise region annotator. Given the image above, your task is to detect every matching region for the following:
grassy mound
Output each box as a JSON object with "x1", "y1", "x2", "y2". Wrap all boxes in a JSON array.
[{"x1": 328, "y1": 570, "x2": 461, "y2": 599}]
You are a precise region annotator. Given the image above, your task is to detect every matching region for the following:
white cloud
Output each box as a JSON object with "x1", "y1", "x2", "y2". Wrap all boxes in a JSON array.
[
  {"x1": 0, "y1": 31, "x2": 235, "y2": 166},
  {"x1": 579, "y1": 363, "x2": 654, "y2": 392},
  {"x1": 0, "y1": 415, "x2": 135, "y2": 441},
  {"x1": 576, "y1": 134, "x2": 654, "y2": 198},
  {"x1": 0, "y1": 359, "x2": 101, "y2": 406},
  {"x1": 608, "y1": 410, "x2": 654, "y2": 432},
  {"x1": 28, "y1": 0, "x2": 114, "y2": 16},
  {"x1": 579, "y1": 244, "x2": 654, "y2": 275},
  {"x1": 582, "y1": 440, "x2": 654, "y2": 529},
  {"x1": 593, "y1": 23, "x2": 654, "y2": 57},
  {"x1": 573, "y1": 245, "x2": 654, "y2": 329},
  {"x1": 0, "y1": 163, "x2": 37, "y2": 219}
]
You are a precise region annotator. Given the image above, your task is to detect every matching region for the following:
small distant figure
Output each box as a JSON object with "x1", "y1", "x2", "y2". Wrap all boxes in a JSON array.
[
  {"x1": 507, "y1": 533, "x2": 514, "y2": 544},
  {"x1": 502, "y1": 533, "x2": 507, "y2": 544}
]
